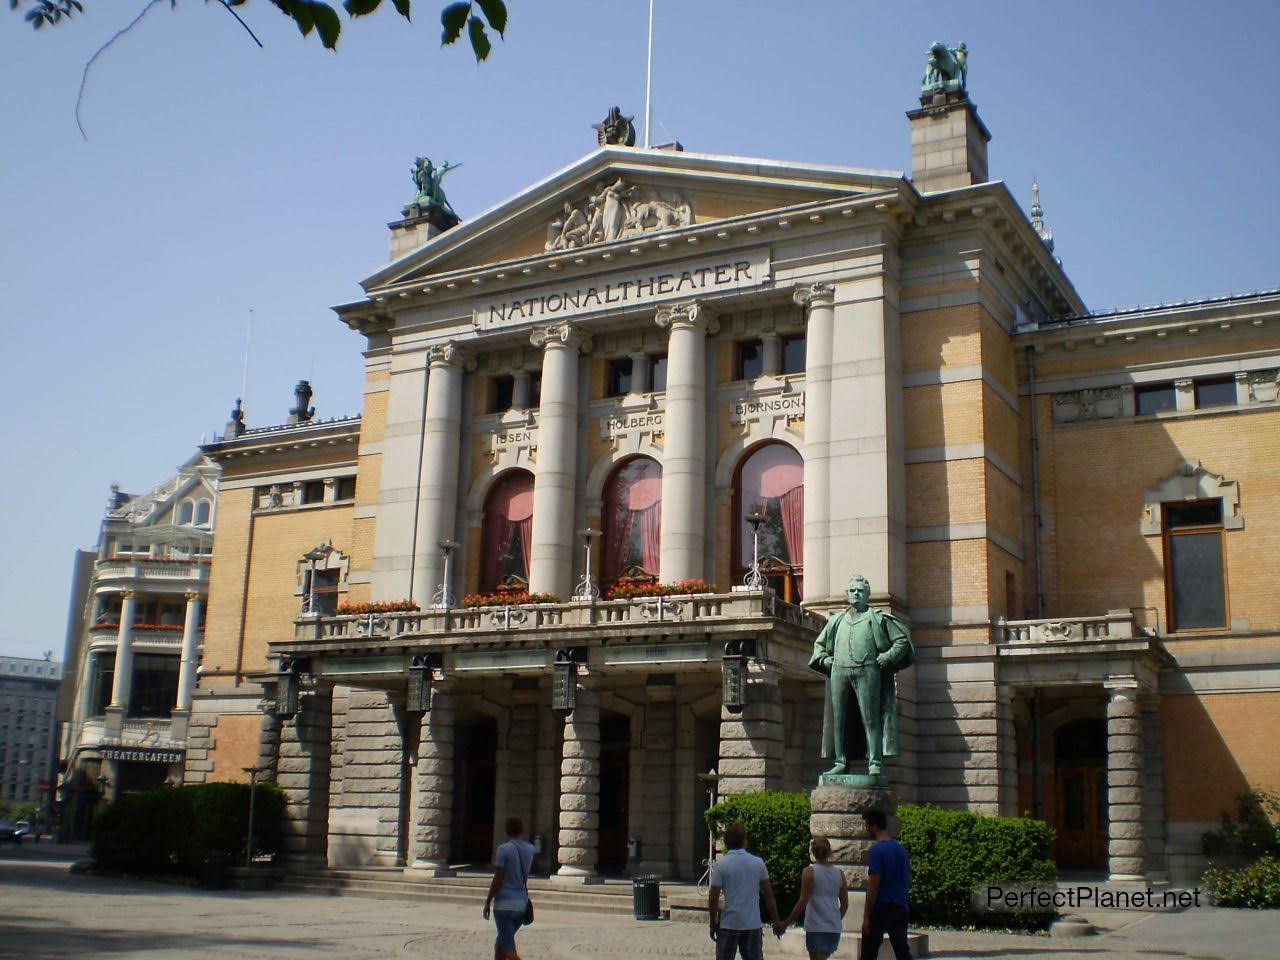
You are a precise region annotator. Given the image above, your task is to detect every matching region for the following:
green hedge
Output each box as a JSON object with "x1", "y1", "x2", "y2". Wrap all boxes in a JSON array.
[
  {"x1": 1203, "y1": 856, "x2": 1280, "y2": 908},
  {"x1": 92, "y1": 782, "x2": 285, "y2": 876},
  {"x1": 705, "y1": 791, "x2": 812, "y2": 917},
  {"x1": 897, "y1": 805, "x2": 1056, "y2": 929}
]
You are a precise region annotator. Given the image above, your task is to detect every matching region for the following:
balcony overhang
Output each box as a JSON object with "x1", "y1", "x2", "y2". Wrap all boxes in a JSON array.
[{"x1": 995, "y1": 613, "x2": 1174, "y2": 690}]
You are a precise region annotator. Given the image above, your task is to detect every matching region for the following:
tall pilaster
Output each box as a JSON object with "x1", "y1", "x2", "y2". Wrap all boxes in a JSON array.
[
  {"x1": 1106, "y1": 683, "x2": 1147, "y2": 881},
  {"x1": 413, "y1": 343, "x2": 473, "y2": 604},
  {"x1": 718, "y1": 663, "x2": 784, "y2": 795},
  {"x1": 407, "y1": 687, "x2": 455, "y2": 876},
  {"x1": 106, "y1": 590, "x2": 138, "y2": 729},
  {"x1": 529, "y1": 323, "x2": 588, "y2": 599},
  {"x1": 278, "y1": 681, "x2": 334, "y2": 866},
  {"x1": 556, "y1": 685, "x2": 601, "y2": 879},
  {"x1": 655, "y1": 300, "x2": 716, "y2": 583},
  {"x1": 794, "y1": 284, "x2": 835, "y2": 604},
  {"x1": 174, "y1": 592, "x2": 203, "y2": 713}
]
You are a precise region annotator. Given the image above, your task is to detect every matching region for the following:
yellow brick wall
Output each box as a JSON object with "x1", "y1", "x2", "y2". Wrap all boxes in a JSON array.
[
  {"x1": 360, "y1": 389, "x2": 388, "y2": 445},
  {"x1": 982, "y1": 385, "x2": 1021, "y2": 471},
  {"x1": 984, "y1": 463, "x2": 1024, "y2": 548},
  {"x1": 1162, "y1": 691, "x2": 1280, "y2": 821},
  {"x1": 203, "y1": 487, "x2": 255, "y2": 680},
  {"x1": 986, "y1": 542, "x2": 1024, "y2": 620},
  {"x1": 1044, "y1": 409, "x2": 1280, "y2": 627},
  {"x1": 239, "y1": 505, "x2": 355, "y2": 675},
  {"x1": 906, "y1": 539, "x2": 988, "y2": 611},
  {"x1": 980, "y1": 310, "x2": 1018, "y2": 397},
  {"x1": 1028, "y1": 332, "x2": 1279, "y2": 380},
  {"x1": 208, "y1": 713, "x2": 262, "y2": 784},
  {"x1": 904, "y1": 380, "x2": 984, "y2": 449},
  {"x1": 906, "y1": 459, "x2": 986, "y2": 527},
  {"x1": 900, "y1": 304, "x2": 981, "y2": 373}
]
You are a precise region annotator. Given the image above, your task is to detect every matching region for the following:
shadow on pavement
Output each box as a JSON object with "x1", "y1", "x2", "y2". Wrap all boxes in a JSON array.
[{"x1": 0, "y1": 918, "x2": 309, "y2": 959}]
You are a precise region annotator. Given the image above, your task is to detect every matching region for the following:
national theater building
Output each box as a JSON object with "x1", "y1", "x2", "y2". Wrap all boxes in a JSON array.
[{"x1": 184, "y1": 74, "x2": 1280, "y2": 886}]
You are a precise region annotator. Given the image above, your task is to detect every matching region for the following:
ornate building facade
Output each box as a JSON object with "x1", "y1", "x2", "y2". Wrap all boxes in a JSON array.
[{"x1": 189, "y1": 82, "x2": 1279, "y2": 885}]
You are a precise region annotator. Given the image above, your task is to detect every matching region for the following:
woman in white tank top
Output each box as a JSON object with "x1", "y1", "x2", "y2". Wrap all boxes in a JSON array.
[{"x1": 774, "y1": 835, "x2": 849, "y2": 960}]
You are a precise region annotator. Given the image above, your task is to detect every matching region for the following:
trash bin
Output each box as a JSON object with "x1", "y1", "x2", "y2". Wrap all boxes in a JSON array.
[
  {"x1": 632, "y1": 875, "x2": 661, "y2": 920},
  {"x1": 197, "y1": 852, "x2": 229, "y2": 890}
]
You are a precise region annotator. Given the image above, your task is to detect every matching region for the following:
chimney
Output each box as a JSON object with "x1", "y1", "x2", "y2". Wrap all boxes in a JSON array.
[{"x1": 907, "y1": 42, "x2": 990, "y2": 193}]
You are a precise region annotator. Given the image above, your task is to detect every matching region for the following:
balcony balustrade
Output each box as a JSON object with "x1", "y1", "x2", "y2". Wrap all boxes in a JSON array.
[
  {"x1": 87, "y1": 625, "x2": 187, "y2": 649},
  {"x1": 96, "y1": 558, "x2": 210, "y2": 583},
  {"x1": 998, "y1": 611, "x2": 1139, "y2": 644},
  {"x1": 294, "y1": 590, "x2": 826, "y2": 645}
]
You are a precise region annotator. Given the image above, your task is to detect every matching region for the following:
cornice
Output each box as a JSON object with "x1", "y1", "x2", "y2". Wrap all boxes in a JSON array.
[{"x1": 202, "y1": 416, "x2": 362, "y2": 462}]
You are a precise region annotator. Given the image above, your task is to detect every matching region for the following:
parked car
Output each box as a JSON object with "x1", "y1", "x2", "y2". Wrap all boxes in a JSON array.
[
  {"x1": 14, "y1": 822, "x2": 32, "y2": 840},
  {"x1": 0, "y1": 822, "x2": 21, "y2": 845}
]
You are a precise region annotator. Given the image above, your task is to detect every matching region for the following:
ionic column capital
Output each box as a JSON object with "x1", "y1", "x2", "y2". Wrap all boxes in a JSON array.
[
  {"x1": 655, "y1": 299, "x2": 718, "y2": 334},
  {"x1": 121, "y1": 589, "x2": 137, "y2": 600},
  {"x1": 531, "y1": 321, "x2": 592, "y2": 353},
  {"x1": 427, "y1": 341, "x2": 476, "y2": 371},
  {"x1": 184, "y1": 591, "x2": 202, "y2": 604},
  {"x1": 792, "y1": 282, "x2": 835, "y2": 309}
]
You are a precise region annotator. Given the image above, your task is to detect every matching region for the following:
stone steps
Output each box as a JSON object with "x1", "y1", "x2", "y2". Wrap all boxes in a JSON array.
[{"x1": 277, "y1": 869, "x2": 664, "y2": 917}]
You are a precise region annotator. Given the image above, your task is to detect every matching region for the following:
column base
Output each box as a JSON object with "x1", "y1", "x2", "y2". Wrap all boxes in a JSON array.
[
  {"x1": 103, "y1": 705, "x2": 125, "y2": 737},
  {"x1": 404, "y1": 860, "x2": 454, "y2": 879},
  {"x1": 552, "y1": 865, "x2": 602, "y2": 884},
  {"x1": 169, "y1": 709, "x2": 190, "y2": 742}
]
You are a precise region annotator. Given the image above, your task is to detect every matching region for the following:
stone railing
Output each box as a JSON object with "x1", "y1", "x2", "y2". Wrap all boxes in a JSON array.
[
  {"x1": 87, "y1": 626, "x2": 187, "y2": 649},
  {"x1": 96, "y1": 559, "x2": 210, "y2": 583},
  {"x1": 119, "y1": 718, "x2": 173, "y2": 742},
  {"x1": 998, "y1": 611, "x2": 1138, "y2": 645},
  {"x1": 295, "y1": 590, "x2": 826, "y2": 643}
]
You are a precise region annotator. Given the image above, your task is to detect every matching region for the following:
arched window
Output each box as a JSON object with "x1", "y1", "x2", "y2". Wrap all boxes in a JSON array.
[
  {"x1": 481, "y1": 470, "x2": 535, "y2": 592},
  {"x1": 733, "y1": 442, "x2": 804, "y2": 601},
  {"x1": 602, "y1": 457, "x2": 662, "y2": 584},
  {"x1": 194, "y1": 500, "x2": 211, "y2": 526},
  {"x1": 177, "y1": 501, "x2": 194, "y2": 525}
]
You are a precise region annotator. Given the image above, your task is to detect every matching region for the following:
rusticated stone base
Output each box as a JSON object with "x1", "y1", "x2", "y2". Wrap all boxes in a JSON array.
[{"x1": 809, "y1": 783, "x2": 897, "y2": 889}]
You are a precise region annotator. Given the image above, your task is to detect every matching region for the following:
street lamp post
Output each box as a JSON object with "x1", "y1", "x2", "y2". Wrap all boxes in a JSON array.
[
  {"x1": 432, "y1": 540, "x2": 459, "y2": 609},
  {"x1": 573, "y1": 527, "x2": 602, "y2": 602},
  {"x1": 744, "y1": 505, "x2": 768, "y2": 590},
  {"x1": 242, "y1": 765, "x2": 268, "y2": 868},
  {"x1": 696, "y1": 766, "x2": 721, "y2": 894}
]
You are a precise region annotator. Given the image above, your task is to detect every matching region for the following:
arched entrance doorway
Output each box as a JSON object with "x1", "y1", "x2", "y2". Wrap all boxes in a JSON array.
[
  {"x1": 453, "y1": 716, "x2": 498, "y2": 865},
  {"x1": 1054, "y1": 717, "x2": 1108, "y2": 870},
  {"x1": 597, "y1": 712, "x2": 631, "y2": 874}
]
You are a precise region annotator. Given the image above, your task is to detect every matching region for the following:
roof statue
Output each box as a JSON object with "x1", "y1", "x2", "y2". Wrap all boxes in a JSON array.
[
  {"x1": 922, "y1": 41, "x2": 968, "y2": 95},
  {"x1": 591, "y1": 106, "x2": 637, "y2": 147},
  {"x1": 407, "y1": 157, "x2": 462, "y2": 230},
  {"x1": 225, "y1": 397, "x2": 247, "y2": 438},
  {"x1": 288, "y1": 380, "x2": 316, "y2": 425},
  {"x1": 544, "y1": 177, "x2": 693, "y2": 251},
  {"x1": 1030, "y1": 178, "x2": 1055, "y2": 253}
]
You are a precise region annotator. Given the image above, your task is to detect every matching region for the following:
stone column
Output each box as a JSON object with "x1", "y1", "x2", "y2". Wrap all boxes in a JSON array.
[
  {"x1": 718, "y1": 663, "x2": 784, "y2": 795},
  {"x1": 407, "y1": 687, "x2": 455, "y2": 876},
  {"x1": 512, "y1": 369, "x2": 531, "y2": 410},
  {"x1": 655, "y1": 300, "x2": 716, "y2": 583},
  {"x1": 106, "y1": 590, "x2": 138, "y2": 730},
  {"x1": 278, "y1": 681, "x2": 334, "y2": 867},
  {"x1": 412, "y1": 343, "x2": 473, "y2": 605},
  {"x1": 257, "y1": 700, "x2": 282, "y2": 782},
  {"x1": 630, "y1": 352, "x2": 651, "y2": 394},
  {"x1": 638, "y1": 689, "x2": 677, "y2": 877},
  {"x1": 761, "y1": 332, "x2": 782, "y2": 377},
  {"x1": 174, "y1": 592, "x2": 203, "y2": 713},
  {"x1": 1141, "y1": 694, "x2": 1168, "y2": 879},
  {"x1": 794, "y1": 284, "x2": 834, "y2": 605},
  {"x1": 1106, "y1": 682, "x2": 1147, "y2": 881},
  {"x1": 556, "y1": 686, "x2": 600, "y2": 880},
  {"x1": 529, "y1": 323, "x2": 588, "y2": 599}
]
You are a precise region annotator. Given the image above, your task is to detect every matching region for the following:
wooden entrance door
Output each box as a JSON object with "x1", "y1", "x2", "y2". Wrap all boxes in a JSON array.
[
  {"x1": 1055, "y1": 765, "x2": 1107, "y2": 868},
  {"x1": 597, "y1": 713, "x2": 631, "y2": 874}
]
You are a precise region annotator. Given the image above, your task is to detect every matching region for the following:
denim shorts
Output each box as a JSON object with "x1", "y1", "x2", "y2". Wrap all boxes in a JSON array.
[
  {"x1": 805, "y1": 930, "x2": 842, "y2": 955},
  {"x1": 493, "y1": 909, "x2": 526, "y2": 949}
]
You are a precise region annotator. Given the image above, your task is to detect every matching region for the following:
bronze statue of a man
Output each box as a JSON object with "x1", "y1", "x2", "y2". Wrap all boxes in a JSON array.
[{"x1": 809, "y1": 575, "x2": 915, "y2": 778}]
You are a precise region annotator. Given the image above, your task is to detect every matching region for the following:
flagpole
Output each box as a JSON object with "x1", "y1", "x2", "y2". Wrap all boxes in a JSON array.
[{"x1": 644, "y1": 0, "x2": 654, "y2": 147}]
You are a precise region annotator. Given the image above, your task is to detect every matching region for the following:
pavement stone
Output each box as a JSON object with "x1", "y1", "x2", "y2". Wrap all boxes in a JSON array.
[{"x1": 2, "y1": 850, "x2": 1278, "y2": 959}]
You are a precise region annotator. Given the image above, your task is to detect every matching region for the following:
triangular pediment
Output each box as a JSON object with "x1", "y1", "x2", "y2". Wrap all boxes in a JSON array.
[{"x1": 363, "y1": 147, "x2": 902, "y2": 291}]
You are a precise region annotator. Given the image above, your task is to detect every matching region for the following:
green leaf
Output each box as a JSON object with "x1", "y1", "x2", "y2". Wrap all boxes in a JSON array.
[
  {"x1": 440, "y1": 1, "x2": 468, "y2": 44},
  {"x1": 391, "y1": 0, "x2": 410, "y2": 19},
  {"x1": 312, "y1": 2, "x2": 341, "y2": 48},
  {"x1": 343, "y1": 0, "x2": 380, "y2": 16},
  {"x1": 290, "y1": 2, "x2": 315, "y2": 37},
  {"x1": 475, "y1": 0, "x2": 505, "y2": 36},
  {"x1": 467, "y1": 15, "x2": 490, "y2": 61}
]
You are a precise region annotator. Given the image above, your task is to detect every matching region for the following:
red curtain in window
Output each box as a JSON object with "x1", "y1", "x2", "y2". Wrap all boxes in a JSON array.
[
  {"x1": 604, "y1": 460, "x2": 662, "y2": 580},
  {"x1": 755, "y1": 453, "x2": 804, "y2": 565},
  {"x1": 482, "y1": 472, "x2": 534, "y2": 589}
]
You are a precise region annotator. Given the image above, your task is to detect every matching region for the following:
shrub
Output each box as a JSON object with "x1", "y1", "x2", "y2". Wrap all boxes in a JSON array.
[
  {"x1": 705, "y1": 791, "x2": 812, "y2": 918},
  {"x1": 1203, "y1": 856, "x2": 1280, "y2": 908},
  {"x1": 92, "y1": 781, "x2": 285, "y2": 876},
  {"x1": 1203, "y1": 790, "x2": 1280, "y2": 863},
  {"x1": 897, "y1": 805, "x2": 1056, "y2": 930}
]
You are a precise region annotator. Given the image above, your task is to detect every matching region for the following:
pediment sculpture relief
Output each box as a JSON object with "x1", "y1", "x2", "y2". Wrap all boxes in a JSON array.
[{"x1": 544, "y1": 178, "x2": 694, "y2": 251}]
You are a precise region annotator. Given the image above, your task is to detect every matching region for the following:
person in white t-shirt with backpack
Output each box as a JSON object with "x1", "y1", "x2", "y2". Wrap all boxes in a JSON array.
[{"x1": 774, "y1": 835, "x2": 849, "y2": 960}]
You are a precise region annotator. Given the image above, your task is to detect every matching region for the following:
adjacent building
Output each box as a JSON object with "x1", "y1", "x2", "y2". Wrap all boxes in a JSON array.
[
  {"x1": 173, "y1": 70, "x2": 1278, "y2": 885},
  {"x1": 0, "y1": 656, "x2": 62, "y2": 814},
  {"x1": 57, "y1": 455, "x2": 218, "y2": 840}
]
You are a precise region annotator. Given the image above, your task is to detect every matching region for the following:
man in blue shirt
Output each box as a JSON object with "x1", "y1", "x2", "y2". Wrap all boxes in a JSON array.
[
  {"x1": 860, "y1": 810, "x2": 912, "y2": 960},
  {"x1": 484, "y1": 817, "x2": 535, "y2": 960}
]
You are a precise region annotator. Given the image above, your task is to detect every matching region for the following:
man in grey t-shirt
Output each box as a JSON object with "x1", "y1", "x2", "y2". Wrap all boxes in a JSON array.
[{"x1": 708, "y1": 821, "x2": 781, "y2": 960}]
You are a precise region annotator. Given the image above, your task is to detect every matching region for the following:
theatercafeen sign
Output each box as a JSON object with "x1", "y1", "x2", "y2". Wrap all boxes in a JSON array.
[
  {"x1": 100, "y1": 746, "x2": 185, "y2": 764},
  {"x1": 476, "y1": 248, "x2": 771, "y2": 328}
]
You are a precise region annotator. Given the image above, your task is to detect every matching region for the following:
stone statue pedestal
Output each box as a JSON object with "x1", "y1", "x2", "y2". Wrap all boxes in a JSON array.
[{"x1": 808, "y1": 781, "x2": 897, "y2": 890}]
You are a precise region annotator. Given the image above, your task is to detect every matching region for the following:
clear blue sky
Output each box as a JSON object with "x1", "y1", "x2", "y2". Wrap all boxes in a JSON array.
[{"x1": 2, "y1": 1, "x2": 1277, "y2": 660}]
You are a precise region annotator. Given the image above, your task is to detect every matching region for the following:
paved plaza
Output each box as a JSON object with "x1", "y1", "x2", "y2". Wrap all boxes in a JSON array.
[{"x1": 2, "y1": 849, "x2": 1278, "y2": 960}]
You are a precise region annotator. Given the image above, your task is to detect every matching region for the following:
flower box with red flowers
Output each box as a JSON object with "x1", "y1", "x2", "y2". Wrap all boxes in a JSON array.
[
  {"x1": 336, "y1": 600, "x2": 420, "y2": 616},
  {"x1": 461, "y1": 591, "x2": 560, "y2": 608},
  {"x1": 605, "y1": 579, "x2": 717, "y2": 600}
]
